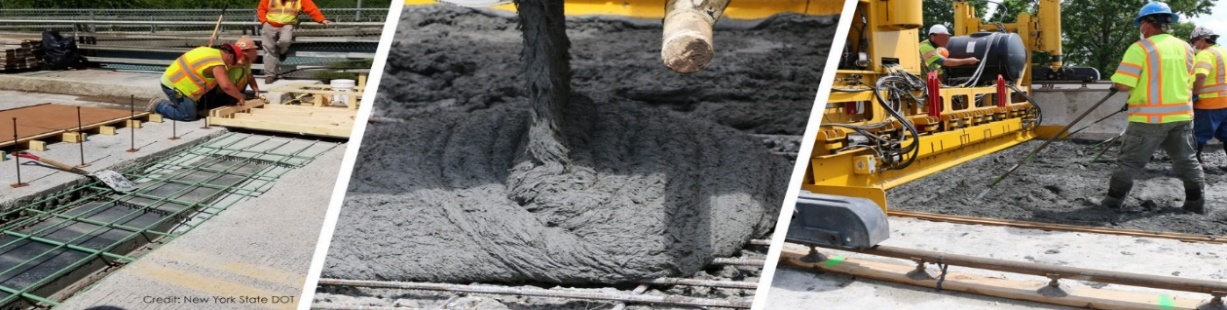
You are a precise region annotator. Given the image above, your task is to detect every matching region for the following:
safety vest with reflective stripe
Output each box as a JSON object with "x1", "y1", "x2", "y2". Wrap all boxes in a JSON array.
[
  {"x1": 1194, "y1": 45, "x2": 1227, "y2": 109},
  {"x1": 1110, "y1": 34, "x2": 1195, "y2": 123},
  {"x1": 160, "y1": 47, "x2": 225, "y2": 101},
  {"x1": 227, "y1": 65, "x2": 251, "y2": 90},
  {"x1": 267, "y1": 0, "x2": 302, "y2": 25},
  {"x1": 919, "y1": 40, "x2": 943, "y2": 75}
]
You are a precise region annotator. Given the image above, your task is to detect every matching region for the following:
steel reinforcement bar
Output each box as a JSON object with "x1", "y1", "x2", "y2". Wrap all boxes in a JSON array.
[{"x1": 316, "y1": 279, "x2": 754, "y2": 308}]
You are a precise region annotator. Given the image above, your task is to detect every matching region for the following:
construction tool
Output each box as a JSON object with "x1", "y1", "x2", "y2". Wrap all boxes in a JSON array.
[
  {"x1": 974, "y1": 88, "x2": 1119, "y2": 200},
  {"x1": 14, "y1": 152, "x2": 138, "y2": 192},
  {"x1": 1063, "y1": 103, "x2": 1127, "y2": 140},
  {"x1": 207, "y1": 5, "x2": 230, "y2": 47}
]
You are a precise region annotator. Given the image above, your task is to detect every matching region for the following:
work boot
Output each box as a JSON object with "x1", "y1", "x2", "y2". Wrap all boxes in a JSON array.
[
  {"x1": 1197, "y1": 144, "x2": 1205, "y2": 164},
  {"x1": 1183, "y1": 181, "x2": 1207, "y2": 214},
  {"x1": 278, "y1": 52, "x2": 287, "y2": 62},
  {"x1": 146, "y1": 98, "x2": 160, "y2": 112},
  {"x1": 1102, "y1": 180, "x2": 1132, "y2": 209},
  {"x1": 265, "y1": 74, "x2": 278, "y2": 84}
]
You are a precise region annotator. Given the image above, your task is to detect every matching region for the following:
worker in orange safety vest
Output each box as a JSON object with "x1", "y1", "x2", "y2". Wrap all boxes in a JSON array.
[
  {"x1": 1190, "y1": 26, "x2": 1227, "y2": 164},
  {"x1": 259, "y1": 0, "x2": 331, "y2": 84},
  {"x1": 1104, "y1": 2, "x2": 1206, "y2": 215}
]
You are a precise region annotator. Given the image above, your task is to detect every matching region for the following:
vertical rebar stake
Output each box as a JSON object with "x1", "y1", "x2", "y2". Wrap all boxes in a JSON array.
[
  {"x1": 76, "y1": 106, "x2": 88, "y2": 168},
  {"x1": 169, "y1": 117, "x2": 179, "y2": 140},
  {"x1": 127, "y1": 95, "x2": 139, "y2": 153},
  {"x1": 11, "y1": 117, "x2": 27, "y2": 188}
]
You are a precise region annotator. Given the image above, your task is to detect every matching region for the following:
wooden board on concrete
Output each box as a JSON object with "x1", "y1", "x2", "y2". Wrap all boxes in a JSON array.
[
  {"x1": 779, "y1": 247, "x2": 1215, "y2": 310},
  {"x1": 0, "y1": 103, "x2": 151, "y2": 149},
  {"x1": 207, "y1": 98, "x2": 355, "y2": 139}
]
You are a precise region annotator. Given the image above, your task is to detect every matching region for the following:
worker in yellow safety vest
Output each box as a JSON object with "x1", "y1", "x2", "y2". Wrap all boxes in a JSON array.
[
  {"x1": 259, "y1": 0, "x2": 331, "y2": 84},
  {"x1": 148, "y1": 44, "x2": 246, "y2": 122},
  {"x1": 919, "y1": 24, "x2": 980, "y2": 78},
  {"x1": 1190, "y1": 26, "x2": 1227, "y2": 164},
  {"x1": 1104, "y1": 2, "x2": 1206, "y2": 214}
]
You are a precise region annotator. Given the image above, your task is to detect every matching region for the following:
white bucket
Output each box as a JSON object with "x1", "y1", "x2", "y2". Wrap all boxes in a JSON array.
[{"x1": 330, "y1": 79, "x2": 357, "y2": 106}]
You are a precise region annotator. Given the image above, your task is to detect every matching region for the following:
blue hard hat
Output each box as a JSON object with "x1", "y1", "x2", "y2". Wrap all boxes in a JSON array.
[{"x1": 1135, "y1": 2, "x2": 1178, "y2": 27}]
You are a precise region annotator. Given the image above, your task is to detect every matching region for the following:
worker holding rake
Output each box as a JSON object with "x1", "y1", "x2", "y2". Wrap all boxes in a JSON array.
[{"x1": 1103, "y1": 2, "x2": 1206, "y2": 214}]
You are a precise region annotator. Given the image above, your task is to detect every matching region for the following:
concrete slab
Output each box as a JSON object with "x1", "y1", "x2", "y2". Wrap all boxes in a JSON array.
[
  {"x1": 1033, "y1": 87, "x2": 1129, "y2": 140},
  {"x1": 56, "y1": 142, "x2": 345, "y2": 310},
  {"x1": 764, "y1": 217, "x2": 1226, "y2": 308},
  {"x1": 0, "y1": 69, "x2": 322, "y2": 103},
  {"x1": 0, "y1": 94, "x2": 224, "y2": 208}
]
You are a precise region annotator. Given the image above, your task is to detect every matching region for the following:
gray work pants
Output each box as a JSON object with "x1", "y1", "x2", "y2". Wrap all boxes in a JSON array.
[
  {"x1": 1109, "y1": 121, "x2": 1204, "y2": 190},
  {"x1": 261, "y1": 23, "x2": 294, "y2": 76}
]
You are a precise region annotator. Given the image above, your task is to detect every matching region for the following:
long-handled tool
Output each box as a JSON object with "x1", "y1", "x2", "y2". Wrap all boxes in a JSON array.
[
  {"x1": 207, "y1": 5, "x2": 230, "y2": 47},
  {"x1": 974, "y1": 88, "x2": 1120, "y2": 200},
  {"x1": 14, "y1": 152, "x2": 137, "y2": 192},
  {"x1": 1063, "y1": 104, "x2": 1127, "y2": 140}
]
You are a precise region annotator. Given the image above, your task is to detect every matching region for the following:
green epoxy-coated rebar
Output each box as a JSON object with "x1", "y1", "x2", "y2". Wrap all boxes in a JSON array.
[{"x1": 0, "y1": 133, "x2": 332, "y2": 306}]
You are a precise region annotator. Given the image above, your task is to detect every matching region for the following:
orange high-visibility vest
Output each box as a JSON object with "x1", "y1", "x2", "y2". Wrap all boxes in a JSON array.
[
  {"x1": 1194, "y1": 45, "x2": 1227, "y2": 109},
  {"x1": 267, "y1": 0, "x2": 302, "y2": 25},
  {"x1": 1111, "y1": 34, "x2": 1196, "y2": 123},
  {"x1": 161, "y1": 47, "x2": 225, "y2": 101}
]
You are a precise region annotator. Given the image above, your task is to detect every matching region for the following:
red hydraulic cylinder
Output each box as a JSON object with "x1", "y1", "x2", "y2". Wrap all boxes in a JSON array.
[
  {"x1": 926, "y1": 72, "x2": 942, "y2": 118},
  {"x1": 996, "y1": 74, "x2": 1007, "y2": 107}
]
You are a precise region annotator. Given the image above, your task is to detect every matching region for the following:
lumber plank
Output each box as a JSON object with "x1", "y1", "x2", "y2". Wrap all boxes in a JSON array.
[
  {"x1": 779, "y1": 247, "x2": 1212, "y2": 310},
  {"x1": 207, "y1": 117, "x2": 352, "y2": 138}
]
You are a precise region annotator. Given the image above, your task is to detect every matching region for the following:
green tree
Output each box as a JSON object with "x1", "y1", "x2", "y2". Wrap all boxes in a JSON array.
[
  {"x1": 922, "y1": 0, "x2": 989, "y2": 37},
  {"x1": 1061, "y1": 0, "x2": 1213, "y2": 79}
]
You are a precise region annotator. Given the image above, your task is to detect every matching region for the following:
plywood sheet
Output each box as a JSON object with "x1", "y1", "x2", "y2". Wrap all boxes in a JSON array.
[{"x1": 0, "y1": 104, "x2": 144, "y2": 147}]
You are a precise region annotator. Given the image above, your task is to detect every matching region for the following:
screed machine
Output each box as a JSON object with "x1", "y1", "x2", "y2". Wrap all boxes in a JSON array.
[{"x1": 789, "y1": 0, "x2": 1101, "y2": 250}]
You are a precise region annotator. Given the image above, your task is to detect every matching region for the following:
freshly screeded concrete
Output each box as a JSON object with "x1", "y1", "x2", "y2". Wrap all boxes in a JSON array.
[
  {"x1": 322, "y1": 5, "x2": 828, "y2": 285},
  {"x1": 888, "y1": 140, "x2": 1227, "y2": 235},
  {"x1": 766, "y1": 217, "x2": 1226, "y2": 309}
]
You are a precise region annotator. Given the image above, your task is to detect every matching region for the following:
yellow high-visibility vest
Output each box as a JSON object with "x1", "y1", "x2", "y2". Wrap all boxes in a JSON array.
[
  {"x1": 1110, "y1": 34, "x2": 1196, "y2": 123},
  {"x1": 919, "y1": 40, "x2": 943, "y2": 75},
  {"x1": 1194, "y1": 45, "x2": 1227, "y2": 109},
  {"x1": 227, "y1": 65, "x2": 251, "y2": 90},
  {"x1": 267, "y1": 0, "x2": 302, "y2": 25},
  {"x1": 161, "y1": 47, "x2": 225, "y2": 101}
]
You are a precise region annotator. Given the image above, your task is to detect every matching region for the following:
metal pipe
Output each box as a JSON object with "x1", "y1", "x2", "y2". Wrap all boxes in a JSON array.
[
  {"x1": 638, "y1": 277, "x2": 757, "y2": 289},
  {"x1": 711, "y1": 257, "x2": 766, "y2": 266},
  {"x1": 127, "y1": 95, "x2": 138, "y2": 153},
  {"x1": 316, "y1": 278, "x2": 752, "y2": 308},
  {"x1": 661, "y1": 0, "x2": 730, "y2": 73},
  {"x1": 0, "y1": 19, "x2": 384, "y2": 27},
  {"x1": 856, "y1": 244, "x2": 1227, "y2": 295}
]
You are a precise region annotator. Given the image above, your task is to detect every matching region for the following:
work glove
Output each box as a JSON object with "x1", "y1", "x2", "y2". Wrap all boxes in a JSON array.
[{"x1": 1193, "y1": 95, "x2": 1200, "y2": 103}]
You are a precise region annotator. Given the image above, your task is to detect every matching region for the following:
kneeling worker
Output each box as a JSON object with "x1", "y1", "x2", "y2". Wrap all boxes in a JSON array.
[{"x1": 148, "y1": 44, "x2": 245, "y2": 121}]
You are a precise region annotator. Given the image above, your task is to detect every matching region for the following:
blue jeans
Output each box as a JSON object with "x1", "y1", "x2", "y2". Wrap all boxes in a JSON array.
[
  {"x1": 155, "y1": 84, "x2": 200, "y2": 121},
  {"x1": 1193, "y1": 108, "x2": 1227, "y2": 145}
]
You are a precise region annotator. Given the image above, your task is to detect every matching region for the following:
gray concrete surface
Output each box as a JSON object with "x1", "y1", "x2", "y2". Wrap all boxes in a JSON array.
[
  {"x1": 0, "y1": 95, "x2": 223, "y2": 208},
  {"x1": 1033, "y1": 87, "x2": 1129, "y2": 140},
  {"x1": 56, "y1": 142, "x2": 346, "y2": 310},
  {"x1": 0, "y1": 69, "x2": 323, "y2": 103},
  {"x1": 764, "y1": 217, "x2": 1225, "y2": 309}
]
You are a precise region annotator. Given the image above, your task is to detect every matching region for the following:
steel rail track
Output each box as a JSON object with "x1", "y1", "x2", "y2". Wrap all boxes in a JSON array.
[{"x1": 315, "y1": 278, "x2": 754, "y2": 308}]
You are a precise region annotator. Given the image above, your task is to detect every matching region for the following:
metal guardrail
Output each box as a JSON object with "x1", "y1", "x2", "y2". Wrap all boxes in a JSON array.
[{"x1": 0, "y1": 8, "x2": 386, "y2": 77}]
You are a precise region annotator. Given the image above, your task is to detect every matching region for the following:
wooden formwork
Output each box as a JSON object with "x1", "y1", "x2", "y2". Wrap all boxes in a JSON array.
[
  {"x1": 206, "y1": 98, "x2": 356, "y2": 139},
  {"x1": 0, "y1": 103, "x2": 161, "y2": 154},
  {"x1": 207, "y1": 76, "x2": 363, "y2": 139}
]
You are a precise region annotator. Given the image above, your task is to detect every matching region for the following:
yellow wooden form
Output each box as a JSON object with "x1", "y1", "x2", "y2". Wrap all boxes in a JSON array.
[{"x1": 404, "y1": 0, "x2": 845, "y2": 18}]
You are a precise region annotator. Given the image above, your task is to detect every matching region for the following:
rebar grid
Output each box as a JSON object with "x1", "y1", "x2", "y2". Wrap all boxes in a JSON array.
[{"x1": 0, "y1": 133, "x2": 336, "y2": 307}]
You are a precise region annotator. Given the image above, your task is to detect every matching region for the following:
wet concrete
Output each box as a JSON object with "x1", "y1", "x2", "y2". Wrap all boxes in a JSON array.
[
  {"x1": 321, "y1": 5, "x2": 831, "y2": 284},
  {"x1": 889, "y1": 140, "x2": 1227, "y2": 236}
]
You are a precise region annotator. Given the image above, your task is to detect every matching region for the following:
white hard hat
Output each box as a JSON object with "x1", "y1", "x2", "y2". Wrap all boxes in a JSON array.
[
  {"x1": 929, "y1": 24, "x2": 950, "y2": 35},
  {"x1": 1192, "y1": 26, "x2": 1219, "y2": 41}
]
